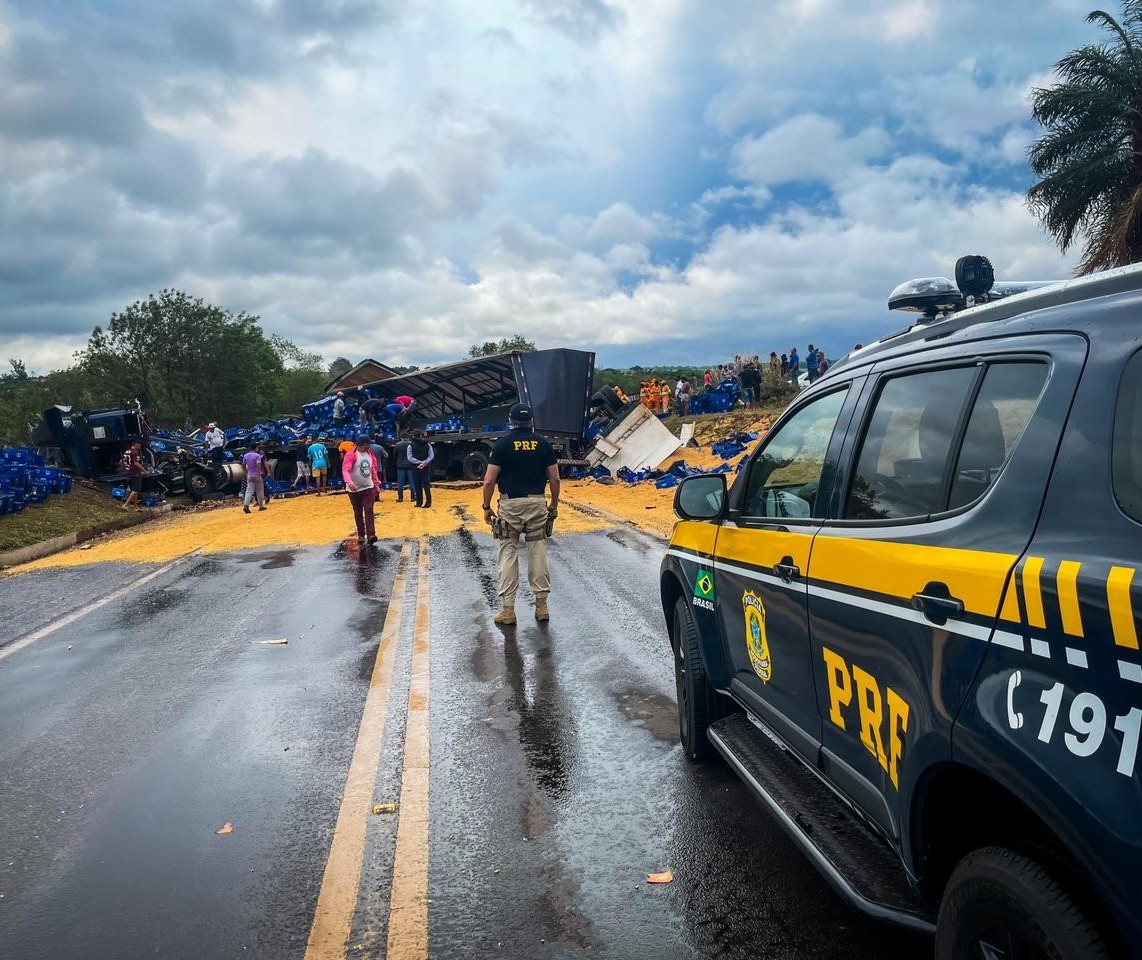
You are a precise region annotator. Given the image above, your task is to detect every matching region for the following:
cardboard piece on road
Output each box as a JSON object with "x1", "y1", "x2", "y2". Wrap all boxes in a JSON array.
[
  {"x1": 646, "y1": 871, "x2": 674, "y2": 884},
  {"x1": 216, "y1": 822, "x2": 234, "y2": 835},
  {"x1": 679, "y1": 422, "x2": 697, "y2": 447}
]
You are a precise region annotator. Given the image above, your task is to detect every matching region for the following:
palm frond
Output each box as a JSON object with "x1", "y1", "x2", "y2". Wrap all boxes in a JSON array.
[{"x1": 1087, "y1": 9, "x2": 1137, "y2": 59}]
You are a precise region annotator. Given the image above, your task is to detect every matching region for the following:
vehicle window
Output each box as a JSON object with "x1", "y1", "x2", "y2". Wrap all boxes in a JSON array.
[
  {"x1": 742, "y1": 389, "x2": 847, "y2": 519},
  {"x1": 845, "y1": 367, "x2": 976, "y2": 521},
  {"x1": 1114, "y1": 351, "x2": 1142, "y2": 523},
  {"x1": 948, "y1": 363, "x2": 1048, "y2": 510}
]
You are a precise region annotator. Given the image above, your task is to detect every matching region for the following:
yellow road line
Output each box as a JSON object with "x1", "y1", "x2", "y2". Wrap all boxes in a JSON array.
[
  {"x1": 305, "y1": 540, "x2": 412, "y2": 960},
  {"x1": 387, "y1": 537, "x2": 432, "y2": 960},
  {"x1": 0, "y1": 551, "x2": 201, "y2": 664}
]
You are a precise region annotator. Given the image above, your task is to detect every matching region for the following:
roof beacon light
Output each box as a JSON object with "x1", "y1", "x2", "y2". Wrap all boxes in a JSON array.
[{"x1": 887, "y1": 277, "x2": 965, "y2": 318}]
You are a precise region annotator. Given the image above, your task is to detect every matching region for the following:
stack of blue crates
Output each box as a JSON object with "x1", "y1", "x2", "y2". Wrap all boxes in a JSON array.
[
  {"x1": 0, "y1": 447, "x2": 73, "y2": 515},
  {"x1": 426, "y1": 417, "x2": 466, "y2": 435}
]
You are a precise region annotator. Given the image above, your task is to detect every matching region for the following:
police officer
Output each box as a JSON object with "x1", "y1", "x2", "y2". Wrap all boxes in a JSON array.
[{"x1": 482, "y1": 403, "x2": 559, "y2": 625}]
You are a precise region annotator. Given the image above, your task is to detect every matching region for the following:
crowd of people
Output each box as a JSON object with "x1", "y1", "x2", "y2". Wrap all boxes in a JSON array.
[
  {"x1": 636, "y1": 344, "x2": 833, "y2": 417},
  {"x1": 228, "y1": 430, "x2": 438, "y2": 544}
]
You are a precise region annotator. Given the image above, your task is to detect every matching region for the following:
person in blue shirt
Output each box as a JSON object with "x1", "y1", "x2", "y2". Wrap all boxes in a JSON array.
[
  {"x1": 788, "y1": 347, "x2": 801, "y2": 384},
  {"x1": 806, "y1": 344, "x2": 820, "y2": 383},
  {"x1": 307, "y1": 436, "x2": 330, "y2": 495}
]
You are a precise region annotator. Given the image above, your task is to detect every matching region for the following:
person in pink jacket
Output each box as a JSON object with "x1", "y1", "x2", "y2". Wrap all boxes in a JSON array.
[{"x1": 342, "y1": 436, "x2": 381, "y2": 544}]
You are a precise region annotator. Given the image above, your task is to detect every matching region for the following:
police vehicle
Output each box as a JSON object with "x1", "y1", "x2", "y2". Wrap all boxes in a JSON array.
[{"x1": 661, "y1": 256, "x2": 1142, "y2": 958}]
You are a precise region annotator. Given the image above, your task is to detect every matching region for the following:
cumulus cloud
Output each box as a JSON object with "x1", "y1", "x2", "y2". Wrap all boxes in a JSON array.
[
  {"x1": 520, "y1": 0, "x2": 626, "y2": 44},
  {"x1": 730, "y1": 114, "x2": 892, "y2": 187},
  {"x1": 0, "y1": 0, "x2": 1091, "y2": 376}
]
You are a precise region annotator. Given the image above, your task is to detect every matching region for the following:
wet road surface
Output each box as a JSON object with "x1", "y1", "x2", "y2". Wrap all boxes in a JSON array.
[{"x1": 0, "y1": 527, "x2": 928, "y2": 959}]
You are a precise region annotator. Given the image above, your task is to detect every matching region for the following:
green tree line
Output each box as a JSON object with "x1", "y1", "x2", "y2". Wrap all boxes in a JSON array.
[{"x1": 0, "y1": 291, "x2": 338, "y2": 445}]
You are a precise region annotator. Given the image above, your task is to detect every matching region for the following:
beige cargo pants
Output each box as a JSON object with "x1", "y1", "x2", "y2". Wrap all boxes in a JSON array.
[{"x1": 497, "y1": 495, "x2": 550, "y2": 606}]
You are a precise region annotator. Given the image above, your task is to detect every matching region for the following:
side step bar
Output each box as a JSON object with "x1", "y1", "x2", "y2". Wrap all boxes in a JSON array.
[{"x1": 708, "y1": 712, "x2": 935, "y2": 935}]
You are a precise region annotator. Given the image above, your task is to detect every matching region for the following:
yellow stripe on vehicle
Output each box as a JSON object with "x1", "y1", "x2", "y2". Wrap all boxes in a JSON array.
[
  {"x1": 998, "y1": 577, "x2": 1021, "y2": 626},
  {"x1": 809, "y1": 538, "x2": 1018, "y2": 619},
  {"x1": 715, "y1": 526, "x2": 814, "y2": 570},
  {"x1": 1022, "y1": 557, "x2": 1046, "y2": 630},
  {"x1": 1056, "y1": 560, "x2": 1084, "y2": 638},
  {"x1": 1108, "y1": 566, "x2": 1139, "y2": 650},
  {"x1": 669, "y1": 521, "x2": 720, "y2": 556}
]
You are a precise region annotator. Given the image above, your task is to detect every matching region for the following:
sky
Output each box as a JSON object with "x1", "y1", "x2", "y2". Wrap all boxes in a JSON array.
[{"x1": 0, "y1": 0, "x2": 1102, "y2": 373}]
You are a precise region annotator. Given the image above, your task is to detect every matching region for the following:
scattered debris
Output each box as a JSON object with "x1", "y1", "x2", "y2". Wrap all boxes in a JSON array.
[
  {"x1": 216, "y1": 822, "x2": 234, "y2": 835},
  {"x1": 79, "y1": 544, "x2": 93, "y2": 550},
  {"x1": 254, "y1": 638, "x2": 288, "y2": 645},
  {"x1": 646, "y1": 871, "x2": 674, "y2": 884},
  {"x1": 66, "y1": 644, "x2": 73, "y2": 651},
  {"x1": 372, "y1": 802, "x2": 398, "y2": 815}
]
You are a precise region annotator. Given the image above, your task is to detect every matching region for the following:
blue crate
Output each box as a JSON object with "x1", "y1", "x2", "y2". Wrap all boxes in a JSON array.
[{"x1": 111, "y1": 486, "x2": 129, "y2": 501}]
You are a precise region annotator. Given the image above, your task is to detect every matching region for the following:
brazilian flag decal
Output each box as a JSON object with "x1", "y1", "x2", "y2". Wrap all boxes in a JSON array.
[{"x1": 694, "y1": 569, "x2": 715, "y2": 600}]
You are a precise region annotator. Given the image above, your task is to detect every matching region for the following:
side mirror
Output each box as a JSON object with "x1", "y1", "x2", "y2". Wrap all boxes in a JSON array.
[{"x1": 674, "y1": 474, "x2": 727, "y2": 521}]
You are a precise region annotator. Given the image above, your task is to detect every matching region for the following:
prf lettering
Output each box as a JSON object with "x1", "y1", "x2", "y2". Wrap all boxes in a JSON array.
[
  {"x1": 513, "y1": 440, "x2": 538, "y2": 451},
  {"x1": 821, "y1": 647, "x2": 910, "y2": 790}
]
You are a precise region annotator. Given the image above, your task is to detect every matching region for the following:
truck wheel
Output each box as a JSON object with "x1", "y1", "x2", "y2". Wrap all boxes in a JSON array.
[
  {"x1": 274, "y1": 460, "x2": 295, "y2": 483},
  {"x1": 936, "y1": 847, "x2": 1110, "y2": 960},
  {"x1": 462, "y1": 450, "x2": 490, "y2": 481},
  {"x1": 184, "y1": 466, "x2": 214, "y2": 500},
  {"x1": 671, "y1": 596, "x2": 724, "y2": 761}
]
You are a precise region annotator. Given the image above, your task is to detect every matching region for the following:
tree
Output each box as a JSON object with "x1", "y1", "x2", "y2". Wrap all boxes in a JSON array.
[
  {"x1": 468, "y1": 335, "x2": 537, "y2": 357},
  {"x1": 270, "y1": 335, "x2": 326, "y2": 373},
  {"x1": 328, "y1": 357, "x2": 353, "y2": 381},
  {"x1": 76, "y1": 289, "x2": 283, "y2": 426},
  {"x1": 5, "y1": 358, "x2": 28, "y2": 381},
  {"x1": 1028, "y1": 1, "x2": 1142, "y2": 273}
]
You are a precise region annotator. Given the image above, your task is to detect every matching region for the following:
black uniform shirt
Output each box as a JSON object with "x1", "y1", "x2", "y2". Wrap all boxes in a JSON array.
[{"x1": 489, "y1": 429, "x2": 556, "y2": 497}]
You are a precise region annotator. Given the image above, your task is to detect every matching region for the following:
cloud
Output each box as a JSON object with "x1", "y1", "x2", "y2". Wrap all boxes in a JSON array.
[
  {"x1": 0, "y1": 0, "x2": 1092, "y2": 378},
  {"x1": 730, "y1": 114, "x2": 892, "y2": 187},
  {"x1": 519, "y1": 0, "x2": 626, "y2": 44}
]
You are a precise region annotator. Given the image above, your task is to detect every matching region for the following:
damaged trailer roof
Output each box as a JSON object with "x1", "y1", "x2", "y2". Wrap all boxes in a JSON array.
[{"x1": 354, "y1": 349, "x2": 594, "y2": 430}]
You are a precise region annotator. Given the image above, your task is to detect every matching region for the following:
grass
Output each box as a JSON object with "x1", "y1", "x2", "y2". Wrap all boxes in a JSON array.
[{"x1": 0, "y1": 484, "x2": 129, "y2": 553}]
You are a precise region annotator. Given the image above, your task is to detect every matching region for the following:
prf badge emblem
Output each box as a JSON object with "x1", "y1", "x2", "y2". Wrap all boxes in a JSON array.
[
  {"x1": 693, "y1": 569, "x2": 715, "y2": 611},
  {"x1": 742, "y1": 591, "x2": 771, "y2": 682}
]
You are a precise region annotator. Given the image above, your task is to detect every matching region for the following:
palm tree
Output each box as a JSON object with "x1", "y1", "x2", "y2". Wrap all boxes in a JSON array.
[{"x1": 1028, "y1": 2, "x2": 1142, "y2": 274}]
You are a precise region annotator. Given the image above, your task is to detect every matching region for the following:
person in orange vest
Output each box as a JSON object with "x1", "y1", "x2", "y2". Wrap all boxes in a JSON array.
[
  {"x1": 658, "y1": 380, "x2": 671, "y2": 414},
  {"x1": 642, "y1": 379, "x2": 655, "y2": 408}
]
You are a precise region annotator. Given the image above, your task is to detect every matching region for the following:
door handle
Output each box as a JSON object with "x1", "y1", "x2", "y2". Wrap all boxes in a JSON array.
[
  {"x1": 911, "y1": 582, "x2": 965, "y2": 625},
  {"x1": 773, "y1": 556, "x2": 801, "y2": 583}
]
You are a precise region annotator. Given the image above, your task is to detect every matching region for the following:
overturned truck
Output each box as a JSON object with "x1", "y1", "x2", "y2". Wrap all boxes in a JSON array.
[{"x1": 356, "y1": 348, "x2": 598, "y2": 480}]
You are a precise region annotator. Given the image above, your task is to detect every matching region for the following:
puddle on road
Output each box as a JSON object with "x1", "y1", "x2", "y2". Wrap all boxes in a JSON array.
[
  {"x1": 614, "y1": 688, "x2": 678, "y2": 742},
  {"x1": 236, "y1": 550, "x2": 297, "y2": 570},
  {"x1": 348, "y1": 600, "x2": 388, "y2": 641}
]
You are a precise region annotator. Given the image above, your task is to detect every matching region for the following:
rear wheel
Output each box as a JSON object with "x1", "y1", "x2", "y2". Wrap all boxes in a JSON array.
[
  {"x1": 462, "y1": 450, "x2": 490, "y2": 481},
  {"x1": 936, "y1": 847, "x2": 1110, "y2": 960},
  {"x1": 671, "y1": 596, "x2": 725, "y2": 761}
]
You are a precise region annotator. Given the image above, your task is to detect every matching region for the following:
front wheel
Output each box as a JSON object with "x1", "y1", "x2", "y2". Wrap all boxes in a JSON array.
[
  {"x1": 936, "y1": 847, "x2": 1110, "y2": 960},
  {"x1": 184, "y1": 466, "x2": 214, "y2": 500},
  {"x1": 671, "y1": 596, "x2": 726, "y2": 761}
]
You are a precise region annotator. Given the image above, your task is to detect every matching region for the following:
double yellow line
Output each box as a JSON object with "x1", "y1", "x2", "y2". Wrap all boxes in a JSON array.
[{"x1": 305, "y1": 537, "x2": 432, "y2": 960}]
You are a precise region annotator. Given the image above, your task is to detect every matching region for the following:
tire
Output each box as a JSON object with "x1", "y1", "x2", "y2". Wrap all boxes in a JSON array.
[
  {"x1": 184, "y1": 466, "x2": 214, "y2": 500},
  {"x1": 462, "y1": 450, "x2": 490, "y2": 481},
  {"x1": 936, "y1": 847, "x2": 1111, "y2": 960},
  {"x1": 671, "y1": 596, "x2": 725, "y2": 761},
  {"x1": 274, "y1": 459, "x2": 296, "y2": 483}
]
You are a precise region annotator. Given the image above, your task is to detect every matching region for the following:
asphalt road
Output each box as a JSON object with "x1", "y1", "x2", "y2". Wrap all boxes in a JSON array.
[{"x1": 0, "y1": 526, "x2": 928, "y2": 959}]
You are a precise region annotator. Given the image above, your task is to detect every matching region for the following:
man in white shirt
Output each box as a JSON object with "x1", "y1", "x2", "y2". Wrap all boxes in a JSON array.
[{"x1": 204, "y1": 422, "x2": 226, "y2": 463}]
